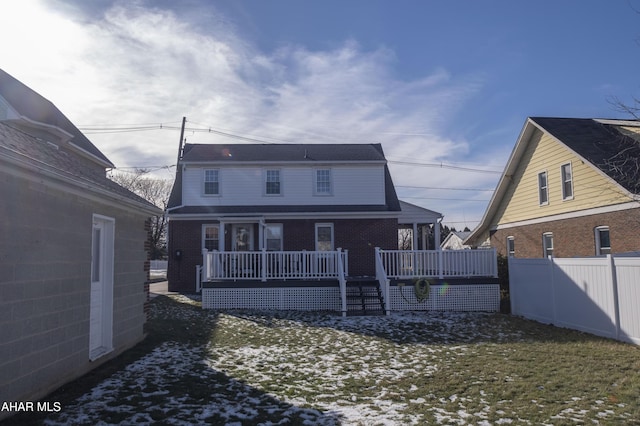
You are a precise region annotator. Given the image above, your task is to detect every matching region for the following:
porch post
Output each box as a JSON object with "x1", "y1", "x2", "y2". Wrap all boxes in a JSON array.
[
  {"x1": 421, "y1": 225, "x2": 427, "y2": 251},
  {"x1": 436, "y1": 219, "x2": 443, "y2": 279},
  {"x1": 412, "y1": 222, "x2": 418, "y2": 250},
  {"x1": 218, "y1": 221, "x2": 225, "y2": 251},
  {"x1": 261, "y1": 248, "x2": 267, "y2": 282}
]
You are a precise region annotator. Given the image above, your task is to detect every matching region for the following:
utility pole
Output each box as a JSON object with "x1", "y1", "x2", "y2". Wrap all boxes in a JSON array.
[{"x1": 176, "y1": 116, "x2": 186, "y2": 165}]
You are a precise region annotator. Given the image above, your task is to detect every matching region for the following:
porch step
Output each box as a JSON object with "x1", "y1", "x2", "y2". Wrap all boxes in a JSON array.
[{"x1": 345, "y1": 279, "x2": 386, "y2": 316}]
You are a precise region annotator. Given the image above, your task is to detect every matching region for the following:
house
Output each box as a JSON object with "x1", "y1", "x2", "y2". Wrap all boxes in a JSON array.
[
  {"x1": 440, "y1": 231, "x2": 471, "y2": 250},
  {"x1": 465, "y1": 117, "x2": 640, "y2": 258},
  {"x1": 0, "y1": 69, "x2": 161, "y2": 417},
  {"x1": 166, "y1": 143, "x2": 441, "y2": 288},
  {"x1": 167, "y1": 142, "x2": 500, "y2": 314}
]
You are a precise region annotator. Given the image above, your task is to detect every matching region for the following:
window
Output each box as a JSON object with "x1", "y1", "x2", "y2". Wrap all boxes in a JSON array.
[
  {"x1": 315, "y1": 169, "x2": 332, "y2": 195},
  {"x1": 595, "y1": 226, "x2": 611, "y2": 255},
  {"x1": 561, "y1": 163, "x2": 573, "y2": 200},
  {"x1": 265, "y1": 224, "x2": 283, "y2": 251},
  {"x1": 203, "y1": 225, "x2": 220, "y2": 251},
  {"x1": 542, "y1": 232, "x2": 554, "y2": 257},
  {"x1": 265, "y1": 169, "x2": 281, "y2": 195},
  {"x1": 538, "y1": 171, "x2": 548, "y2": 205},
  {"x1": 315, "y1": 223, "x2": 334, "y2": 251},
  {"x1": 506, "y1": 236, "x2": 515, "y2": 258},
  {"x1": 204, "y1": 169, "x2": 219, "y2": 195}
]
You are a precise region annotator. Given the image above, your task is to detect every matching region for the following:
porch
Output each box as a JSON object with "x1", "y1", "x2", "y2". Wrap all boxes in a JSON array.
[{"x1": 200, "y1": 248, "x2": 499, "y2": 315}]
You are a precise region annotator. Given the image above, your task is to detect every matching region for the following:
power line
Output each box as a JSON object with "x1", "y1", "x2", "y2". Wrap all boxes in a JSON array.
[
  {"x1": 399, "y1": 196, "x2": 490, "y2": 202},
  {"x1": 396, "y1": 185, "x2": 494, "y2": 192},
  {"x1": 388, "y1": 160, "x2": 502, "y2": 174}
]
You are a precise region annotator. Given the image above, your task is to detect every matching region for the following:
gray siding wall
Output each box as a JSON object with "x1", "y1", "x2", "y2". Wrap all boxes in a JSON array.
[{"x1": 0, "y1": 169, "x2": 150, "y2": 411}]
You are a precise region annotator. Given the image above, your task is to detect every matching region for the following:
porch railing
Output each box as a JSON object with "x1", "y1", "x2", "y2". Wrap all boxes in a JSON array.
[
  {"x1": 378, "y1": 248, "x2": 497, "y2": 279},
  {"x1": 202, "y1": 249, "x2": 349, "y2": 282}
]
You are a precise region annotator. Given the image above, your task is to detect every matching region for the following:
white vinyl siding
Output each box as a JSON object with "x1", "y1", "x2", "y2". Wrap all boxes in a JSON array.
[{"x1": 182, "y1": 165, "x2": 385, "y2": 206}]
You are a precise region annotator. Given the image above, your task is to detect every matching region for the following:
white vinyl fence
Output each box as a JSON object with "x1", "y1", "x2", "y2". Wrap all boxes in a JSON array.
[{"x1": 509, "y1": 255, "x2": 640, "y2": 345}]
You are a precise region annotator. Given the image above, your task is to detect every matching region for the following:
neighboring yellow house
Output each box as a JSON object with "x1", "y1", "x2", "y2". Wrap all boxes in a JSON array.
[{"x1": 466, "y1": 117, "x2": 640, "y2": 258}]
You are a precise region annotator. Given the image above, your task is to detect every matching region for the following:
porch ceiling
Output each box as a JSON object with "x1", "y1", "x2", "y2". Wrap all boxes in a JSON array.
[{"x1": 397, "y1": 200, "x2": 443, "y2": 224}]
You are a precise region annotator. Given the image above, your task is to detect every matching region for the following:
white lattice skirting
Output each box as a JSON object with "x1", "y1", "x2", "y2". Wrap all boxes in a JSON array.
[
  {"x1": 389, "y1": 284, "x2": 500, "y2": 312},
  {"x1": 202, "y1": 284, "x2": 500, "y2": 312}
]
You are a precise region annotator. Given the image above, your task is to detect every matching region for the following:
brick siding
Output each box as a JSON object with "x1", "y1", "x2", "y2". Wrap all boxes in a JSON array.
[
  {"x1": 168, "y1": 217, "x2": 399, "y2": 292},
  {"x1": 491, "y1": 207, "x2": 640, "y2": 258}
]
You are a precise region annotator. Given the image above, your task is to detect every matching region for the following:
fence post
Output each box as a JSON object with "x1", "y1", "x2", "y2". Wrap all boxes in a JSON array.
[
  {"x1": 202, "y1": 249, "x2": 209, "y2": 281},
  {"x1": 549, "y1": 255, "x2": 558, "y2": 325},
  {"x1": 438, "y1": 249, "x2": 444, "y2": 279},
  {"x1": 607, "y1": 254, "x2": 622, "y2": 340}
]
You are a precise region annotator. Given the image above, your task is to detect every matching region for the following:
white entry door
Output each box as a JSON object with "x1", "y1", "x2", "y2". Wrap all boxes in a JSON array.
[{"x1": 89, "y1": 215, "x2": 114, "y2": 361}]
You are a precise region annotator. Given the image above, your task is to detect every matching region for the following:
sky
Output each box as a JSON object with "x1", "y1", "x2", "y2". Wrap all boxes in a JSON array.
[{"x1": 1, "y1": 0, "x2": 640, "y2": 229}]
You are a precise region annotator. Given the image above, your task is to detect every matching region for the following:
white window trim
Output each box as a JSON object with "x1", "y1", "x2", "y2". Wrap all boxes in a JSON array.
[
  {"x1": 561, "y1": 162, "x2": 574, "y2": 201},
  {"x1": 264, "y1": 169, "x2": 282, "y2": 196},
  {"x1": 264, "y1": 223, "x2": 283, "y2": 251},
  {"x1": 314, "y1": 168, "x2": 333, "y2": 196},
  {"x1": 506, "y1": 236, "x2": 515, "y2": 258},
  {"x1": 315, "y1": 223, "x2": 334, "y2": 251},
  {"x1": 202, "y1": 168, "x2": 221, "y2": 196},
  {"x1": 202, "y1": 224, "x2": 221, "y2": 251},
  {"x1": 594, "y1": 226, "x2": 611, "y2": 256},
  {"x1": 538, "y1": 170, "x2": 549, "y2": 206},
  {"x1": 542, "y1": 232, "x2": 554, "y2": 258}
]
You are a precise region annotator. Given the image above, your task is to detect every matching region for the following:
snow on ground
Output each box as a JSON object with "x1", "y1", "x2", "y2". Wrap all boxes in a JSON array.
[{"x1": 40, "y1": 296, "x2": 633, "y2": 425}]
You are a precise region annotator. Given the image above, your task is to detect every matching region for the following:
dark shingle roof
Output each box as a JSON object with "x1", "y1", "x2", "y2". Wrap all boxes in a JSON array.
[
  {"x1": 180, "y1": 143, "x2": 387, "y2": 163},
  {"x1": 0, "y1": 68, "x2": 113, "y2": 167},
  {"x1": 531, "y1": 117, "x2": 640, "y2": 194},
  {"x1": 0, "y1": 122, "x2": 160, "y2": 213}
]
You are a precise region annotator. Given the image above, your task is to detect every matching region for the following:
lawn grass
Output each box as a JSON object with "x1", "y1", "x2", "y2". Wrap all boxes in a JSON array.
[{"x1": 5, "y1": 294, "x2": 640, "y2": 425}]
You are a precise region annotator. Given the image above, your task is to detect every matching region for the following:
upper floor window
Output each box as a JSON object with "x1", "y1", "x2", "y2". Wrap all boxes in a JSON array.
[
  {"x1": 538, "y1": 171, "x2": 548, "y2": 205},
  {"x1": 203, "y1": 169, "x2": 220, "y2": 195},
  {"x1": 265, "y1": 169, "x2": 281, "y2": 195},
  {"x1": 595, "y1": 226, "x2": 611, "y2": 256},
  {"x1": 315, "y1": 169, "x2": 332, "y2": 195},
  {"x1": 542, "y1": 232, "x2": 554, "y2": 257},
  {"x1": 506, "y1": 236, "x2": 515, "y2": 257},
  {"x1": 561, "y1": 163, "x2": 573, "y2": 200}
]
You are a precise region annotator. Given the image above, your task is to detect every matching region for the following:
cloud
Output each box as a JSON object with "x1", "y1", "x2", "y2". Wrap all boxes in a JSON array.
[{"x1": 0, "y1": 0, "x2": 493, "y2": 225}]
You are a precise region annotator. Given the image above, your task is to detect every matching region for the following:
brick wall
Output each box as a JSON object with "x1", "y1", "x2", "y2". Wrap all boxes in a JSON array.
[
  {"x1": 491, "y1": 207, "x2": 640, "y2": 258},
  {"x1": 167, "y1": 217, "x2": 399, "y2": 291}
]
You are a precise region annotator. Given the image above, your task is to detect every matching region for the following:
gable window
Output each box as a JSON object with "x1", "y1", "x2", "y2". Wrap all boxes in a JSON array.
[
  {"x1": 265, "y1": 224, "x2": 283, "y2": 251},
  {"x1": 542, "y1": 232, "x2": 554, "y2": 257},
  {"x1": 538, "y1": 171, "x2": 548, "y2": 205},
  {"x1": 265, "y1": 169, "x2": 281, "y2": 195},
  {"x1": 595, "y1": 226, "x2": 611, "y2": 256},
  {"x1": 315, "y1": 169, "x2": 332, "y2": 195},
  {"x1": 561, "y1": 163, "x2": 573, "y2": 200},
  {"x1": 204, "y1": 169, "x2": 220, "y2": 195},
  {"x1": 203, "y1": 225, "x2": 220, "y2": 251},
  {"x1": 506, "y1": 236, "x2": 515, "y2": 257}
]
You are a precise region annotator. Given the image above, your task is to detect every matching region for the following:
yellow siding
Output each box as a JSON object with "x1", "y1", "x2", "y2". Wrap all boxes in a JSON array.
[{"x1": 493, "y1": 128, "x2": 633, "y2": 225}]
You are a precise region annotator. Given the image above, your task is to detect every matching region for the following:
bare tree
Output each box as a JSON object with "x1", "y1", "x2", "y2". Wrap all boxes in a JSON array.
[{"x1": 109, "y1": 169, "x2": 172, "y2": 259}]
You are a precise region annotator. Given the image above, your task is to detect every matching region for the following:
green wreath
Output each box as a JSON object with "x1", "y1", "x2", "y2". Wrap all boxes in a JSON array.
[{"x1": 413, "y1": 277, "x2": 431, "y2": 302}]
